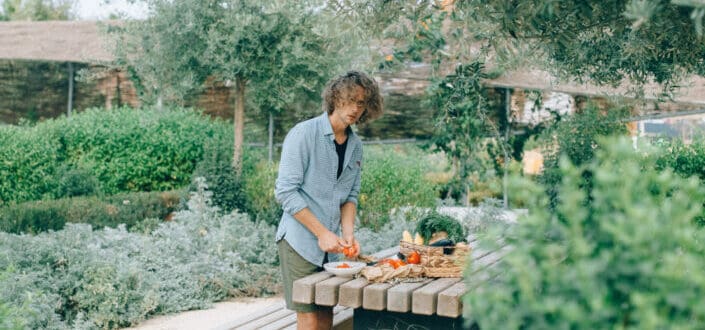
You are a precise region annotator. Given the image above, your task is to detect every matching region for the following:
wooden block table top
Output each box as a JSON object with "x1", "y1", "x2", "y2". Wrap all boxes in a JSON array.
[{"x1": 292, "y1": 236, "x2": 506, "y2": 317}]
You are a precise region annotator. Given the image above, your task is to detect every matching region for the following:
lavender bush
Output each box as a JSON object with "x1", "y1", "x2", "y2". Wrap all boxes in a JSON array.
[{"x1": 0, "y1": 179, "x2": 278, "y2": 329}]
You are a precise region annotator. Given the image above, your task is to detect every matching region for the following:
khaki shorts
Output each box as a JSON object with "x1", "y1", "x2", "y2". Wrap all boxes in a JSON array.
[{"x1": 278, "y1": 239, "x2": 332, "y2": 313}]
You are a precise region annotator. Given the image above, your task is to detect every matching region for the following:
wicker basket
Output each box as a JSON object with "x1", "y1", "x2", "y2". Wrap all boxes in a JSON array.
[{"x1": 399, "y1": 241, "x2": 471, "y2": 278}]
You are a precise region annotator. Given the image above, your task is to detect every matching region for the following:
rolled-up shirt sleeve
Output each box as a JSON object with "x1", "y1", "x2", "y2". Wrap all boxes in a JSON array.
[
  {"x1": 345, "y1": 157, "x2": 361, "y2": 206},
  {"x1": 275, "y1": 126, "x2": 309, "y2": 215}
]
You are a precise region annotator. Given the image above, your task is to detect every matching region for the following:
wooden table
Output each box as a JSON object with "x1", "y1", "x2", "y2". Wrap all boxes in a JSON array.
[{"x1": 292, "y1": 236, "x2": 507, "y2": 330}]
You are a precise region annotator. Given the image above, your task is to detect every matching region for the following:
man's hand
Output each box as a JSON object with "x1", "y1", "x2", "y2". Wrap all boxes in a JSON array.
[
  {"x1": 317, "y1": 230, "x2": 344, "y2": 253},
  {"x1": 342, "y1": 235, "x2": 360, "y2": 258}
]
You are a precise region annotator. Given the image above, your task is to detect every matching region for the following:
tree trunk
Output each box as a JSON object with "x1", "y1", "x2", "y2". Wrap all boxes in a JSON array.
[
  {"x1": 67, "y1": 62, "x2": 74, "y2": 117},
  {"x1": 116, "y1": 70, "x2": 122, "y2": 108},
  {"x1": 233, "y1": 76, "x2": 246, "y2": 175},
  {"x1": 503, "y1": 88, "x2": 511, "y2": 209},
  {"x1": 268, "y1": 112, "x2": 274, "y2": 163}
]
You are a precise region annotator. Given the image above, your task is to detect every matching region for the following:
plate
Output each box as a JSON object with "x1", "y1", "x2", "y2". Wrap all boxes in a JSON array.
[{"x1": 323, "y1": 261, "x2": 366, "y2": 277}]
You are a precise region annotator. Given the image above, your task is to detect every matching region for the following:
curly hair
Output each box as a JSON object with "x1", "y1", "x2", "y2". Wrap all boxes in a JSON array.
[{"x1": 321, "y1": 70, "x2": 383, "y2": 125}]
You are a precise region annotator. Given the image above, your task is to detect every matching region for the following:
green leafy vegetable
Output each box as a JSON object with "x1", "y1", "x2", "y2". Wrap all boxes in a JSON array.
[{"x1": 416, "y1": 213, "x2": 466, "y2": 244}]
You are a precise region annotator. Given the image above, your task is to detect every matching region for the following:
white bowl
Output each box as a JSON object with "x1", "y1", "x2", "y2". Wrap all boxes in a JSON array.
[{"x1": 323, "y1": 261, "x2": 366, "y2": 278}]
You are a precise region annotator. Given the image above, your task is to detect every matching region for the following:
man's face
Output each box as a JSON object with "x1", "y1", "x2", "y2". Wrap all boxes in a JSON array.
[{"x1": 334, "y1": 85, "x2": 366, "y2": 126}]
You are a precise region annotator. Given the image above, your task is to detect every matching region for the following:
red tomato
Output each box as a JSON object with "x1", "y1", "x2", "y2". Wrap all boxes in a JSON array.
[
  {"x1": 343, "y1": 246, "x2": 353, "y2": 258},
  {"x1": 407, "y1": 251, "x2": 421, "y2": 264},
  {"x1": 390, "y1": 259, "x2": 406, "y2": 269},
  {"x1": 377, "y1": 258, "x2": 406, "y2": 269},
  {"x1": 343, "y1": 245, "x2": 358, "y2": 258}
]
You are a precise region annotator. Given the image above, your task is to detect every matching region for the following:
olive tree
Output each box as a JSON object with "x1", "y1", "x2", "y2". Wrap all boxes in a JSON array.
[
  {"x1": 0, "y1": 0, "x2": 74, "y2": 21},
  {"x1": 354, "y1": 0, "x2": 705, "y2": 88},
  {"x1": 111, "y1": 0, "x2": 354, "y2": 172}
]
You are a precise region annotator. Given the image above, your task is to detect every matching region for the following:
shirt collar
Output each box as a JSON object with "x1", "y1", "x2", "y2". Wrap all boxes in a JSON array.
[
  {"x1": 319, "y1": 112, "x2": 356, "y2": 142},
  {"x1": 319, "y1": 112, "x2": 334, "y2": 137}
]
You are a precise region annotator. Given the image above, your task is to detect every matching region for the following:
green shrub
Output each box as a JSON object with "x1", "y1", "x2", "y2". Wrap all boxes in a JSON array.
[
  {"x1": 53, "y1": 165, "x2": 101, "y2": 198},
  {"x1": 0, "y1": 125, "x2": 63, "y2": 204},
  {"x1": 466, "y1": 138, "x2": 705, "y2": 329},
  {"x1": 50, "y1": 107, "x2": 230, "y2": 194},
  {"x1": 194, "y1": 164, "x2": 246, "y2": 214},
  {"x1": 189, "y1": 139, "x2": 276, "y2": 220},
  {"x1": 0, "y1": 179, "x2": 279, "y2": 329},
  {"x1": 0, "y1": 190, "x2": 185, "y2": 234},
  {"x1": 189, "y1": 139, "x2": 281, "y2": 218},
  {"x1": 0, "y1": 269, "x2": 25, "y2": 330},
  {"x1": 0, "y1": 201, "x2": 65, "y2": 234},
  {"x1": 243, "y1": 161, "x2": 282, "y2": 226},
  {"x1": 427, "y1": 61, "x2": 503, "y2": 204},
  {"x1": 128, "y1": 217, "x2": 164, "y2": 235},
  {"x1": 654, "y1": 138, "x2": 705, "y2": 180},
  {"x1": 190, "y1": 138, "x2": 248, "y2": 215},
  {"x1": 653, "y1": 138, "x2": 705, "y2": 225},
  {"x1": 0, "y1": 106, "x2": 231, "y2": 205},
  {"x1": 358, "y1": 145, "x2": 438, "y2": 229},
  {"x1": 0, "y1": 304, "x2": 23, "y2": 330},
  {"x1": 537, "y1": 104, "x2": 628, "y2": 205}
]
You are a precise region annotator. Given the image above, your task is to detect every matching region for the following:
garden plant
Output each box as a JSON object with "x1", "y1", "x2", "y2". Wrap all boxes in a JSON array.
[{"x1": 466, "y1": 138, "x2": 705, "y2": 329}]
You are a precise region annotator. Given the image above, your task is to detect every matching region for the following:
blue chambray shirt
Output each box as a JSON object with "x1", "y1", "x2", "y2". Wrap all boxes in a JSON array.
[{"x1": 275, "y1": 112, "x2": 362, "y2": 266}]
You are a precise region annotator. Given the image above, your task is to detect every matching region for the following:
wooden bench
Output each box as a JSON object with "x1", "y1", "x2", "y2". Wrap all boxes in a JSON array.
[{"x1": 291, "y1": 235, "x2": 508, "y2": 329}]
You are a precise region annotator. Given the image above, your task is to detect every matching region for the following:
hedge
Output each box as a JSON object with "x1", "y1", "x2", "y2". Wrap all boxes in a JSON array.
[
  {"x1": 0, "y1": 106, "x2": 231, "y2": 205},
  {"x1": 0, "y1": 190, "x2": 186, "y2": 234}
]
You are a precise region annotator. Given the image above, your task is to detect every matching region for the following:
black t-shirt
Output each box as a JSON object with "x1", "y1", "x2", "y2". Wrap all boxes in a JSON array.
[{"x1": 334, "y1": 138, "x2": 348, "y2": 179}]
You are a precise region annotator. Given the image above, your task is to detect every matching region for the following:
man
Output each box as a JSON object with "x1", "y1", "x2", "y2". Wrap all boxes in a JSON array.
[{"x1": 274, "y1": 71, "x2": 383, "y2": 329}]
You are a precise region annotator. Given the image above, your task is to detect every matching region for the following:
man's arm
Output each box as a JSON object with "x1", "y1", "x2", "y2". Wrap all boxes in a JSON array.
[
  {"x1": 275, "y1": 127, "x2": 309, "y2": 216},
  {"x1": 293, "y1": 208, "x2": 345, "y2": 254},
  {"x1": 341, "y1": 160, "x2": 362, "y2": 257},
  {"x1": 340, "y1": 201, "x2": 359, "y2": 257}
]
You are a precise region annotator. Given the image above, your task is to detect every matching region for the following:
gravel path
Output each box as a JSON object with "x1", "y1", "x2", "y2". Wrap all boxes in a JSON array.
[{"x1": 122, "y1": 296, "x2": 284, "y2": 330}]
